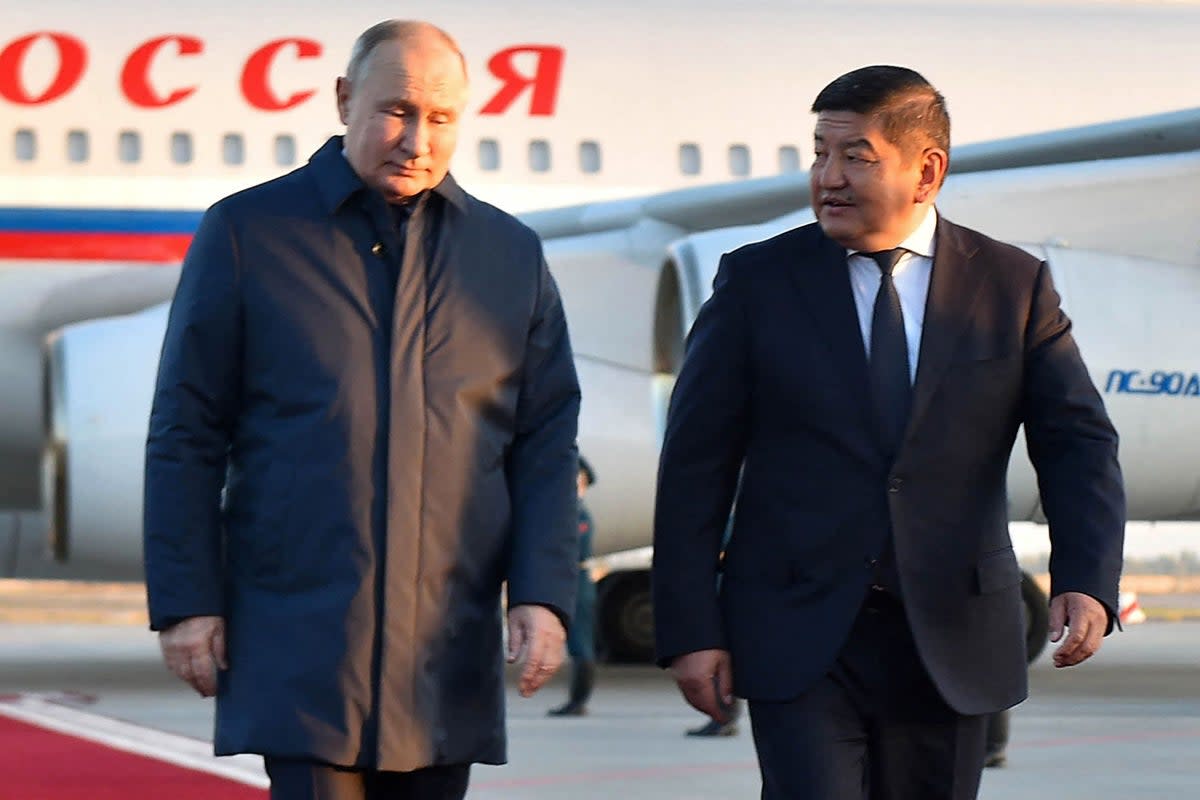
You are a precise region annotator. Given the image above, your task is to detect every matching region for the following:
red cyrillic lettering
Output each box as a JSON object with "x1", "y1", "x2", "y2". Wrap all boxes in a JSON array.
[
  {"x1": 120, "y1": 35, "x2": 203, "y2": 108},
  {"x1": 241, "y1": 38, "x2": 321, "y2": 111},
  {"x1": 480, "y1": 45, "x2": 563, "y2": 116},
  {"x1": 0, "y1": 32, "x2": 87, "y2": 105}
]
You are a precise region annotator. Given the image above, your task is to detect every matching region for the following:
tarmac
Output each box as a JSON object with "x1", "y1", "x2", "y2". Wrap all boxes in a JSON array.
[
  {"x1": 5, "y1": 579, "x2": 1199, "y2": 625},
  {"x1": 1, "y1": 616, "x2": 1198, "y2": 798}
]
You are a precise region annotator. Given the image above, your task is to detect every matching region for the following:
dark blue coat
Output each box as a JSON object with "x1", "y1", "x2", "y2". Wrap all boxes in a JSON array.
[{"x1": 144, "y1": 138, "x2": 581, "y2": 771}]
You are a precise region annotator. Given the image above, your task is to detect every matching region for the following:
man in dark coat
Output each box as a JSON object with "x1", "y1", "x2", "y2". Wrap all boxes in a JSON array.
[
  {"x1": 143, "y1": 20, "x2": 581, "y2": 800},
  {"x1": 652, "y1": 66, "x2": 1124, "y2": 800}
]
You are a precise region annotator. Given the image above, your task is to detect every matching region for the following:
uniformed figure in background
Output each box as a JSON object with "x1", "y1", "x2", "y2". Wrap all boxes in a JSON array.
[
  {"x1": 549, "y1": 455, "x2": 598, "y2": 716},
  {"x1": 984, "y1": 570, "x2": 1051, "y2": 768}
]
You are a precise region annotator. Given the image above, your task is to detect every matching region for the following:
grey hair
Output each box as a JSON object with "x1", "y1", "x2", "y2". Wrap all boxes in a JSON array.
[{"x1": 344, "y1": 20, "x2": 468, "y2": 84}]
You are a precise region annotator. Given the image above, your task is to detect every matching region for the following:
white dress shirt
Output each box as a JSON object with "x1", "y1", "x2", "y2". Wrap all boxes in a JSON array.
[{"x1": 846, "y1": 208, "x2": 938, "y2": 385}]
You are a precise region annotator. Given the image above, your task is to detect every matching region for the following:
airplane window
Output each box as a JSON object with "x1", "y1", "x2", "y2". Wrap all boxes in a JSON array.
[
  {"x1": 67, "y1": 130, "x2": 89, "y2": 163},
  {"x1": 223, "y1": 134, "x2": 245, "y2": 166},
  {"x1": 679, "y1": 143, "x2": 701, "y2": 176},
  {"x1": 14, "y1": 129, "x2": 35, "y2": 162},
  {"x1": 274, "y1": 134, "x2": 297, "y2": 166},
  {"x1": 579, "y1": 141, "x2": 601, "y2": 174},
  {"x1": 478, "y1": 139, "x2": 500, "y2": 171},
  {"x1": 529, "y1": 140, "x2": 551, "y2": 173},
  {"x1": 118, "y1": 131, "x2": 141, "y2": 164},
  {"x1": 778, "y1": 145, "x2": 801, "y2": 173},
  {"x1": 170, "y1": 132, "x2": 193, "y2": 165},
  {"x1": 729, "y1": 144, "x2": 751, "y2": 177}
]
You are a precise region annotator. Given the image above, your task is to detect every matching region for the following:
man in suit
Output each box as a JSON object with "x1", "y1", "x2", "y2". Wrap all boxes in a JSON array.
[
  {"x1": 144, "y1": 20, "x2": 581, "y2": 800},
  {"x1": 652, "y1": 65, "x2": 1124, "y2": 800}
]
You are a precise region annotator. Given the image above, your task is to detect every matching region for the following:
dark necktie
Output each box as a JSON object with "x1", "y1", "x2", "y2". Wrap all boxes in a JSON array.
[{"x1": 865, "y1": 248, "x2": 912, "y2": 458}]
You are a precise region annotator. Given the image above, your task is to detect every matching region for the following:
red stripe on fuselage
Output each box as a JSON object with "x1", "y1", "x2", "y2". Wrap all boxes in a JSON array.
[{"x1": 0, "y1": 232, "x2": 191, "y2": 262}]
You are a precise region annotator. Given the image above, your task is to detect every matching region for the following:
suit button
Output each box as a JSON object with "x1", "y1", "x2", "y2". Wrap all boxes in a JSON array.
[
  {"x1": 371, "y1": 242, "x2": 385, "y2": 257},
  {"x1": 888, "y1": 477, "x2": 904, "y2": 493}
]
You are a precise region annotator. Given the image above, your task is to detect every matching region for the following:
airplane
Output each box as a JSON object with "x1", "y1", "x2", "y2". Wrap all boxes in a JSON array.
[{"x1": 3, "y1": 1, "x2": 1200, "y2": 659}]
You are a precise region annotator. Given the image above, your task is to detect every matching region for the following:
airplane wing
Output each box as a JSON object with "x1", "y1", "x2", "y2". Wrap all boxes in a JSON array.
[{"x1": 521, "y1": 106, "x2": 1200, "y2": 238}]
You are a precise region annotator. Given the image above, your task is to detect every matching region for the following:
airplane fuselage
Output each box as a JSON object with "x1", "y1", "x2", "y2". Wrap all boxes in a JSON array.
[{"x1": 3, "y1": 0, "x2": 1200, "y2": 578}]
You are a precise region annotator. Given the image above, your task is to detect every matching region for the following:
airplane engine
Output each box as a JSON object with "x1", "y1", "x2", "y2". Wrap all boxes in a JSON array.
[
  {"x1": 656, "y1": 228, "x2": 1200, "y2": 523},
  {"x1": 43, "y1": 302, "x2": 169, "y2": 579},
  {"x1": 0, "y1": 263, "x2": 180, "y2": 512}
]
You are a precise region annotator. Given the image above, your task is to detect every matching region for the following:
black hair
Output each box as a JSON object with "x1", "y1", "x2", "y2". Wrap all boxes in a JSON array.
[
  {"x1": 811, "y1": 65, "x2": 950, "y2": 158},
  {"x1": 578, "y1": 454, "x2": 596, "y2": 487}
]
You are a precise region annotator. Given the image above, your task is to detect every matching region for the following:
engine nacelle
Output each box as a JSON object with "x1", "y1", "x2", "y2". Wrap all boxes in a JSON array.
[
  {"x1": 0, "y1": 262, "x2": 179, "y2": 511},
  {"x1": 656, "y1": 232, "x2": 1200, "y2": 522},
  {"x1": 44, "y1": 302, "x2": 169, "y2": 578}
]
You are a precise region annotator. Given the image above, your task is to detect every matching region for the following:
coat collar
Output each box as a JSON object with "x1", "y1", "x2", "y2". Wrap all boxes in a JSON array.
[{"x1": 307, "y1": 136, "x2": 468, "y2": 216}]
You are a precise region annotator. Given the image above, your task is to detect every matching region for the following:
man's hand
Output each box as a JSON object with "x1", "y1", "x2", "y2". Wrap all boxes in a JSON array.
[
  {"x1": 1048, "y1": 592, "x2": 1107, "y2": 668},
  {"x1": 507, "y1": 604, "x2": 566, "y2": 698},
  {"x1": 670, "y1": 648, "x2": 735, "y2": 723},
  {"x1": 159, "y1": 615, "x2": 227, "y2": 697}
]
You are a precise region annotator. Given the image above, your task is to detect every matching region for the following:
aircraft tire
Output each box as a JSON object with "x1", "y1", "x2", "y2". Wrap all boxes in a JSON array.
[{"x1": 596, "y1": 571, "x2": 656, "y2": 663}]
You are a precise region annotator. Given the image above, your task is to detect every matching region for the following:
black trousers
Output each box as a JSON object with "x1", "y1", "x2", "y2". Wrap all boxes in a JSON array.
[
  {"x1": 264, "y1": 758, "x2": 471, "y2": 800},
  {"x1": 748, "y1": 591, "x2": 988, "y2": 800}
]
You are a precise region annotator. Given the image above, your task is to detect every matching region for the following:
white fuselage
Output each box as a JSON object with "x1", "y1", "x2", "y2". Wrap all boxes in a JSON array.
[
  {"x1": 6, "y1": 0, "x2": 1200, "y2": 214},
  {"x1": 3, "y1": 0, "x2": 1200, "y2": 577}
]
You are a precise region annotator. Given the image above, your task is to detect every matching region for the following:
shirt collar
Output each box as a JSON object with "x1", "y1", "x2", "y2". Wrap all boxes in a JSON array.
[
  {"x1": 847, "y1": 206, "x2": 938, "y2": 260},
  {"x1": 308, "y1": 135, "x2": 468, "y2": 215}
]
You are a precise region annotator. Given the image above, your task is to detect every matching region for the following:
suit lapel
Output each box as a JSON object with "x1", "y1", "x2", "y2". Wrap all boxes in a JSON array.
[
  {"x1": 789, "y1": 231, "x2": 877, "y2": 444},
  {"x1": 906, "y1": 219, "x2": 985, "y2": 440}
]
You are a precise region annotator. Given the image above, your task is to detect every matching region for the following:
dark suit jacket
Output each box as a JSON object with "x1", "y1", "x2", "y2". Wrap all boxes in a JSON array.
[
  {"x1": 143, "y1": 137, "x2": 581, "y2": 770},
  {"x1": 652, "y1": 217, "x2": 1124, "y2": 715}
]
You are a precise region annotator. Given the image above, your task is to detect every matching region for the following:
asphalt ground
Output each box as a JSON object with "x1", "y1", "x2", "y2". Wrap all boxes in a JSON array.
[
  {"x1": 4, "y1": 580, "x2": 1198, "y2": 623},
  {"x1": 1, "y1": 620, "x2": 1197, "y2": 799}
]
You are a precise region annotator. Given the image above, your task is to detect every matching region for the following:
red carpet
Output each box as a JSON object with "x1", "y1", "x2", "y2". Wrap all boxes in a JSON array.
[{"x1": 0, "y1": 711, "x2": 266, "y2": 799}]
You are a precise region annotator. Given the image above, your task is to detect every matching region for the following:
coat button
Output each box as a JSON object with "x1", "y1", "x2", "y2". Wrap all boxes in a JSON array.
[
  {"x1": 371, "y1": 242, "x2": 385, "y2": 257},
  {"x1": 888, "y1": 477, "x2": 904, "y2": 493}
]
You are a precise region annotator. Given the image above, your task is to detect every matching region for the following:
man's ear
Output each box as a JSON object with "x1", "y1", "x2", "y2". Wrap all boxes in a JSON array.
[
  {"x1": 335, "y1": 77, "x2": 351, "y2": 126},
  {"x1": 915, "y1": 147, "x2": 948, "y2": 203}
]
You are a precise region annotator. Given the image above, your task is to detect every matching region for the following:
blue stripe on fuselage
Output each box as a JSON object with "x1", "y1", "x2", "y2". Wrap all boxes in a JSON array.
[{"x1": 0, "y1": 208, "x2": 205, "y2": 234}]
